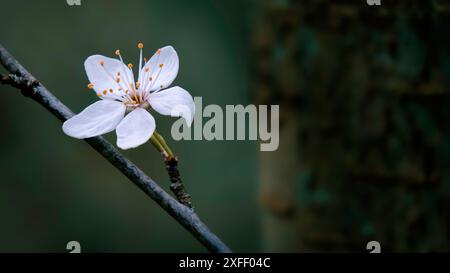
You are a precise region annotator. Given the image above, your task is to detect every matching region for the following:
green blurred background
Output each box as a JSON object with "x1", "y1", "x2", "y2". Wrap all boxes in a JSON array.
[{"x1": 1, "y1": 0, "x2": 450, "y2": 252}]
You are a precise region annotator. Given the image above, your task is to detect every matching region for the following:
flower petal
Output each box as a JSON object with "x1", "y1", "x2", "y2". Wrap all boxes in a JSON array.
[
  {"x1": 116, "y1": 108, "x2": 156, "y2": 150},
  {"x1": 139, "y1": 46, "x2": 179, "y2": 92},
  {"x1": 148, "y1": 86, "x2": 195, "y2": 126},
  {"x1": 85, "y1": 55, "x2": 134, "y2": 97},
  {"x1": 63, "y1": 100, "x2": 126, "y2": 139}
]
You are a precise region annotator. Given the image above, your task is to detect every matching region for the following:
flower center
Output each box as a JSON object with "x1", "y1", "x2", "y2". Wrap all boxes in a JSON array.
[
  {"x1": 123, "y1": 89, "x2": 148, "y2": 106},
  {"x1": 125, "y1": 100, "x2": 149, "y2": 113}
]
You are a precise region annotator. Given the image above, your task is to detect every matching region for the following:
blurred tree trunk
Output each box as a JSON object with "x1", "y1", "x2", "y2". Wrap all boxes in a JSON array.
[
  {"x1": 252, "y1": 0, "x2": 450, "y2": 252},
  {"x1": 259, "y1": 109, "x2": 301, "y2": 251}
]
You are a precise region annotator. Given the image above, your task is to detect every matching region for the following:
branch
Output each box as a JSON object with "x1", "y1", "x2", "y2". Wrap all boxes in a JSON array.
[{"x1": 0, "y1": 44, "x2": 231, "y2": 253}]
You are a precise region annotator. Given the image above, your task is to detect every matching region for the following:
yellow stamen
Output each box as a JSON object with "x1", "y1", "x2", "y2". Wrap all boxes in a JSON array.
[
  {"x1": 128, "y1": 63, "x2": 133, "y2": 69},
  {"x1": 149, "y1": 76, "x2": 153, "y2": 81},
  {"x1": 138, "y1": 42, "x2": 144, "y2": 49},
  {"x1": 103, "y1": 90, "x2": 107, "y2": 95},
  {"x1": 136, "y1": 82, "x2": 140, "y2": 89},
  {"x1": 132, "y1": 90, "x2": 139, "y2": 102},
  {"x1": 116, "y1": 78, "x2": 120, "y2": 83},
  {"x1": 157, "y1": 49, "x2": 161, "y2": 54},
  {"x1": 87, "y1": 83, "x2": 94, "y2": 89},
  {"x1": 115, "y1": 49, "x2": 120, "y2": 56},
  {"x1": 159, "y1": 63, "x2": 164, "y2": 68},
  {"x1": 145, "y1": 67, "x2": 149, "y2": 72},
  {"x1": 109, "y1": 89, "x2": 113, "y2": 93},
  {"x1": 100, "y1": 60, "x2": 105, "y2": 66},
  {"x1": 131, "y1": 86, "x2": 139, "y2": 101}
]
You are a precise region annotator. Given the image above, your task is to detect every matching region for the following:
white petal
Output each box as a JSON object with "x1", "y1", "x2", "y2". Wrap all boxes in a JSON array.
[
  {"x1": 139, "y1": 46, "x2": 179, "y2": 92},
  {"x1": 84, "y1": 55, "x2": 134, "y2": 97},
  {"x1": 63, "y1": 100, "x2": 126, "y2": 139},
  {"x1": 148, "y1": 86, "x2": 195, "y2": 126},
  {"x1": 116, "y1": 108, "x2": 156, "y2": 150}
]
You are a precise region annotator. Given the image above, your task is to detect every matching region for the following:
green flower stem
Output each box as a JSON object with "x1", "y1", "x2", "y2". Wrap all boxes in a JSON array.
[
  {"x1": 153, "y1": 131, "x2": 175, "y2": 160},
  {"x1": 149, "y1": 133, "x2": 168, "y2": 158}
]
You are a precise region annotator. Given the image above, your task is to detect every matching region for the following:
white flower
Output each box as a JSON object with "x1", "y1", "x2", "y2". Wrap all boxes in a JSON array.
[{"x1": 63, "y1": 43, "x2": 195, "y2": 150}]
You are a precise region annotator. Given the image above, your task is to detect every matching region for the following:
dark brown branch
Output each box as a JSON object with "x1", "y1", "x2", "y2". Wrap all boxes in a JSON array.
[
  {"x1": 1, "y1": 74, "x2": 38, "y2": 91},
  {"x1": 0, "y1": 43, "x2": 231, "y2": 253},
  {"x1": 165, "y1": 157, "x2": 193, "y2": 208}
]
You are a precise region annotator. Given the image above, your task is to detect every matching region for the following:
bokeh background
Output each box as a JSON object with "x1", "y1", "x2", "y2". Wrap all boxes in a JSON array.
[{"x1": 1, "y1": 0, "x2": 450, "y2": 252}]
